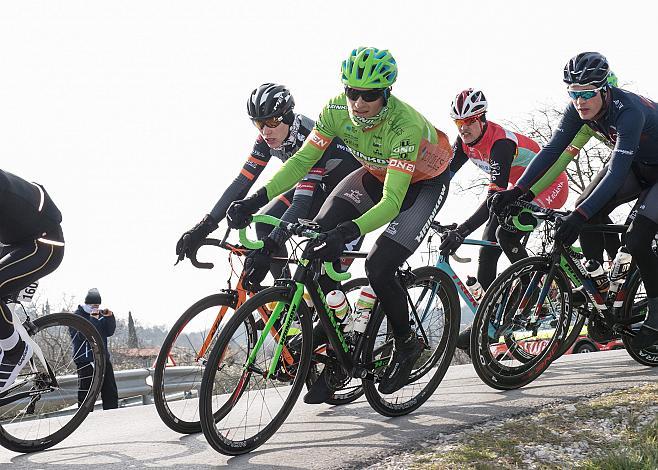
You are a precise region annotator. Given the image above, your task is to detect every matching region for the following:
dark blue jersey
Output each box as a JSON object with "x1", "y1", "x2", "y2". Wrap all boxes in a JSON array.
[{"x1": 517, "y1": 87, "x2": 658, "y2": 218}]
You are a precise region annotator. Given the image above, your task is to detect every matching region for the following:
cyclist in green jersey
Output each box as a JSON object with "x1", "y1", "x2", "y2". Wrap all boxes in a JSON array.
[{"x1": 226, "y1": 46, "x2": 453, "y2": 399}]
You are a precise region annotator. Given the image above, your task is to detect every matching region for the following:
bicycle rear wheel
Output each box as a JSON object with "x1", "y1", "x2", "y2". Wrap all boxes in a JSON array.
[
  {"x1": 621, "y1": 270, "x2": 658, "y2": 366},
  {"x1": 362, "y1": 266, "x2": 460, "y2": 417},
  {"x1": 0, "y1": 312, "x2": 105, "y2": 453},
  {"x1": 199, "y1": 285, "x2": 313, "y2": 455},
  {"x1": 471, "y1": 256, "x2": 572, "y2": 390},
  {"x1": 153, "y1": 293, "x2": 237, "y2": 434}
]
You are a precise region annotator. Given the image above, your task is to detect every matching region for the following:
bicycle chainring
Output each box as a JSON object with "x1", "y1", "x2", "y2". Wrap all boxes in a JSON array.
[
  {"x1": 587, "y1": 316, "x2": 618, "y2": 344},
  {"x1": 324, "y1": 361, "x2": 351, "y2": 391}
]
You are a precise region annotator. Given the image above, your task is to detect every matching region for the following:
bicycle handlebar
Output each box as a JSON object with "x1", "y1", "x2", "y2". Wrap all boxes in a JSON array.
[
  {"x1": 508, "y1": 201, "x2": 628, "y2": 233},
  {"x1": 508, "y1": 200, "x2": 569, "y2": 220},
  {"x1": 429, "y1": 221, "x2": 457, "y2": 234},
  {"x1": 239, "y1": 214, "x2": 351, "y2": 282},
  {"x1": 188, "y1": 238, "x2": 222, "y2": 269}
]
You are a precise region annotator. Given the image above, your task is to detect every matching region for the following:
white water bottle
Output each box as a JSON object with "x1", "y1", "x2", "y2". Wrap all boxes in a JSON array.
[
  {"x1": 608, "y1": 248, "x2": 632, "y2": 306},
  {"x1": 326, "y1": 290, "x2": 350, "y2": 323},
  {"x1": 609, "y1": 248, "x2": 632, "y2": 282},
  {"x1": 584, "y1": 259, "x2": 609, "y2": 294},
  {"x1": 466, "y1": 276, "x2": 483, "y2": 302},
  {"x1": 352, "y1": 286, "x2": 377, "y2": 334}
]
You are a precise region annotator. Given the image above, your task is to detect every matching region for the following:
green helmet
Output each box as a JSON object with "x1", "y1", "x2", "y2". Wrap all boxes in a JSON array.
[
  {"x1": 341, "y1": 47, "x2": 397, "y2": 89},
  {"x1": 607, "y1": 70, "x2": 618, "y2": 87}
]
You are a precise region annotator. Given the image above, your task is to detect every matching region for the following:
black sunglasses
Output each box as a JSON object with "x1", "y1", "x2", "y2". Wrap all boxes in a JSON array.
[{"x1": 344, "y1": 87, "x2": 386, "y2": 102}]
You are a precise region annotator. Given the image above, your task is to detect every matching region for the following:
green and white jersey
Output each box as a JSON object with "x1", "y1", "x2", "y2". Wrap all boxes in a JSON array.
[{"x1": 264, "y1": 94, "x2": 452, "y2": 234}]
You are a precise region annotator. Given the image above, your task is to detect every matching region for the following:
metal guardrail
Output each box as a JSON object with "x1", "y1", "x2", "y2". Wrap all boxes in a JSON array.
[{"x1": 31, "y1": 366, "x2": 204, "y2": 408}]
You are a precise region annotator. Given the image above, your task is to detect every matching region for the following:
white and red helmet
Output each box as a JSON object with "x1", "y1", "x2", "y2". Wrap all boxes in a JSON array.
[{"x1": 450, "y1": 88, "x2": 488, "y2": 120}]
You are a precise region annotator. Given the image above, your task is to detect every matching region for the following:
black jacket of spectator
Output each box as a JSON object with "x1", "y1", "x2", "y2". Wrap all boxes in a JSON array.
[{"x1": 71, "y1": 305, "x2": 116, "y2": 365}]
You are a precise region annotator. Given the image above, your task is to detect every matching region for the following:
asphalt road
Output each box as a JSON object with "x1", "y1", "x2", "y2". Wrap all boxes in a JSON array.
[{"x1": 1, "y1": 349, "x2": 657, "y2": 469}]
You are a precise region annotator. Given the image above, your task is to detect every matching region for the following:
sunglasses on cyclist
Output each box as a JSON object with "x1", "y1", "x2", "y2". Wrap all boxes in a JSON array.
[
  {"x1": 344, "y1": 87, "x2": 386, "y2": 102},
  {"x1": 567, "y1": 87, "x2": 603, "y2": 101},
  {"x1": 252, "y1": 116, "x2": 284, "y2": 130},
  {"x1": 454, "y1": 115, "x2": 482, "y2": 127}
]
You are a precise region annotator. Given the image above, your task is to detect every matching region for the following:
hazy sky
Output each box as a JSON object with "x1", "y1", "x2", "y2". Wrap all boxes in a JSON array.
[{"x1": 1, "y1": 1, "x2": 655, "y2": 326}]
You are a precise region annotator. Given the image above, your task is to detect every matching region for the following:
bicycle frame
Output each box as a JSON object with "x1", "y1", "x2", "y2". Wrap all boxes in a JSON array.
[
  {"x1": 433, "y1": 238, "x2": 500, "y2": 315},
  {"x1": 0, "y1": 285, "x2": 59, "y2": 404},
  {"x1": 187, "y1": 238, "x2": 299, "y2": 367},
  {"x1": 516, "y1": 223, "x2": 635, "y2": 334},
  {"x1": 245, "y1": 259, "x2": 360, "y2": 379}
]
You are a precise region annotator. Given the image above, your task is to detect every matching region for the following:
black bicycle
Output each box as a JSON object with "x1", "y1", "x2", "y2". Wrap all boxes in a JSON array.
[
  {"x1": 471, "y1": 201, "x2": 654, "y2": 391},
  {"x1": 0, "y1": 282, "x2": 106, "y2": 452},
  {"x1": 198, "y1": 215, "x2": 460, "y2": 455}
]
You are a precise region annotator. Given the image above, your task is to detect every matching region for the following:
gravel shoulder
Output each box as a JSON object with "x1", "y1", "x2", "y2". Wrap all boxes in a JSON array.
[{"x1": 367, "y1": 383, "x2": 658, "y2": 469}]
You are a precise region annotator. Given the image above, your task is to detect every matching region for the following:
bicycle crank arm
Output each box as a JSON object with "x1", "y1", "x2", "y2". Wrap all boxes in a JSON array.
[
  {"x1": 616, "y1": 314, "x2": 647, "y2": 326},
  {"x1": 352, "y1": 365, "x2": 377, "y2": 381}
]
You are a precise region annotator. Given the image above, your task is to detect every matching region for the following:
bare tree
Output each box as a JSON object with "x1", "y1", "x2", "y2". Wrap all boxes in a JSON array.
[{"x1": 505, "y1": 102, "x2": 612, "y2": 196}]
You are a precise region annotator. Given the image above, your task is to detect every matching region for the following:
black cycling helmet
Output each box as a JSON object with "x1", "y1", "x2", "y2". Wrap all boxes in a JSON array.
[
  {"x1": 247, "y1": 83, "x2": 295, "y2": 121},
  {"x1": 563, "y1": 52, "x2": 610, "y2": 87}
]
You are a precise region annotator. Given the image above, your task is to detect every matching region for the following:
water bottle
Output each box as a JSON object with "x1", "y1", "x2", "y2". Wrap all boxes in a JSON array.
[
  {"x1": 584, "y1": 259, "x2": 609, "y2": 294},
  {"x1": 608, "y1": 248, "x2": 632, "y2": 307},
  {"x1": 326, "y1": 290, "x2": 350, "y2": 322},
  {"x1": 466, "y1": 276, "x2": 484, "y2": 302},
  {"x1": 352, "y1": 286, "x2": 377, "y2": 334},
  {"x1": 609, "y1": 248, "x2": 632, "y2": 282}
]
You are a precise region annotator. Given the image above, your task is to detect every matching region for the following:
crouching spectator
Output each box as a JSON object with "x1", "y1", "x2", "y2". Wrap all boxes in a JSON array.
[{"x1": 72, "y1": 288, "x2": 118, "y2": 410}]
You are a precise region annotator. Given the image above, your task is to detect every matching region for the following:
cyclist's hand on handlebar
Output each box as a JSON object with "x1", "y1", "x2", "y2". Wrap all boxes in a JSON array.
[
  {"x1": 175, "y1": 214, "x2": 218, "y2": 262},
  {"x1": 243, "y1": 238, "x2": 278, "y2": 290},
  {"x1": 226, "y1": 188, "x2": 269, "y2": 229},
  {"x1": 308, "y1": 221, "x2": 360, "y2": 262},
  {"x1": 555, "y1": 210, "x2": 587, "y2": 245},
  {"x1": 439, "y1": 224, "x2": 470, "y2": 256},
  {"x1": 488, "y1": 187, "x2": 526, "y2": 216}
]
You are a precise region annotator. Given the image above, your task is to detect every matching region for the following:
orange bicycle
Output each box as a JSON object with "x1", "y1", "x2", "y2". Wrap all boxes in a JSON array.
[{"x1": 153, "y1": 231, "x2": 367, "y2": 434}]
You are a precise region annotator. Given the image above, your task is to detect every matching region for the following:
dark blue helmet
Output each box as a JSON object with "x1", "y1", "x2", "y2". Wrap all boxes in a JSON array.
[{"x1": 563, "y1": 52, "x2": 610, "y2": 87}]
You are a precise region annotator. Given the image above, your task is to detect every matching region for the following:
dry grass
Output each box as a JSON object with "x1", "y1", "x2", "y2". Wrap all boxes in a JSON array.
[{"x1": 395, "y1": 384, "x2": 658, "y2": 469}]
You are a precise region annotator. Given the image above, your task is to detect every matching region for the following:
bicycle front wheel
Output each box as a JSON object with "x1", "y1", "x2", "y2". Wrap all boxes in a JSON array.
[
  {"x1": 362, "y1": 266, "x2": 460, "y2": 417},
  {"x1": 0, "y1": 312, "x2": 106, "y2": 453},
  {"x1": 199, "y1": 285, "x2": 313, "y2": 455},
  {"x1": 153, "y1": 293, "x2": 238, "y2": 434},
  {"x1": 471, "y1": 256, "x2": 572, "y2": 390}
]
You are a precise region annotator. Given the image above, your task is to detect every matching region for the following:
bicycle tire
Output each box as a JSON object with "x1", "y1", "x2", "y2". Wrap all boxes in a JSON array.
[
  {"x1": 153, "y1": 293, "x2": 237, "y2": 434},
  {"x1": 0, "y1": 313, "x2": 106, "y2": 453},
  {"x1": 362, "y1": 266, "x2": 460, "y2": 417},
  {"x1": 471, "y1": 256, "x2": 572, "y2": 390},
  {"x1": 199, "y1": 285, "x2": 313, "y2": 455},
  {"x1": 306, "y1": 276, "x2": 368, "y2": 406},
  {"x1": 621, "y1": 270, "x2": 658, "y2": 366},
  {"x1": 557, "y1": 311, "x2": 587, "y2": 357}
]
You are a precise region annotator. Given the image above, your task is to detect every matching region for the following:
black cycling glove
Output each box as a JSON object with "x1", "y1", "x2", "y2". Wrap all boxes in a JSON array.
[
  {"x1": 175, "y1": 214, "x2": 218, "y2": 261},
  {"x1": 308, "y1": 221, "x2": 361, "y2": 262},
  {"x1": 243, "y1": 237, "x2": 279, "y2": 290},
  {"x1": 489, "y1": 187, "x2": 525, "y2": 216},
  {"x1": 555, "y1": 210, "x2": 587, "y2": 246},
  {"x1": 226, "y1": 188, "x2": 269, "y2": 229},
  {"x1": 439, "y1": 224, "x2": 471, "y2": 256}
]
